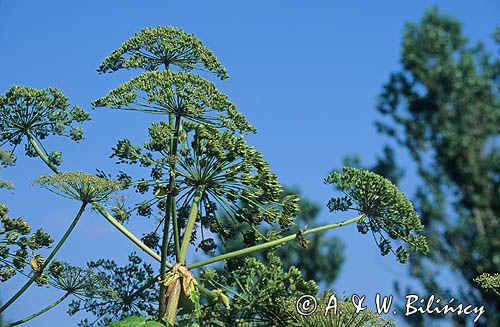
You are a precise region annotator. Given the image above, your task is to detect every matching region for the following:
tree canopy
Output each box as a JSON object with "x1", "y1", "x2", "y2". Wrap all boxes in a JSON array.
[{"x1": 375, "y1": 7, "x2": 500, "y2": 326}]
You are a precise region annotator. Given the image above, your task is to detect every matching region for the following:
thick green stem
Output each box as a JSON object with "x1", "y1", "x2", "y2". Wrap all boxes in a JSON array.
[
  {"x1": 179, "y1": 188, "x2": 204, "y2": 263},
  {"x1": 187, "y1": 214, "x2": 365, "y2": 270},
  {"x1": 169, "y1": 114, "x2": 182, "y2": 261},
  {"x1": 93, "y1": 205, "x2": 170, "y2": 267},
  {"x1": 4, "y1": 292, "x2": 70, "y2": 326},
  {"x1": 129, "y1": 273, "x2": 219, "y2": 304},
  {"x1": 171, "y1": 196, "x2": 180, "y2": 261},
  {"x1": 164, "y1": 187, "x2": 203, "y2": 325},
  {"x1": 158, "y1": 196, "x2": 172, "y2": 319},
  {"x1": 0, "y1": 203, "x2": 87, "y2": 313},
  {"x1": 159, "y1": 114, "x2": 182, "y2": 320},
  {"x1": 165, "y1": 279, "x2": 181, "y2": 326},
  {"x1": 161, "y1": 200, "x2": 171, "y2": 263}
]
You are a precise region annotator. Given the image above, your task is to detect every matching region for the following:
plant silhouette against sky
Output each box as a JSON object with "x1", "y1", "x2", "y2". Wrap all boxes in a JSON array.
[{"x1": 0, "y1": 26, "x2": 428, "y2": 326}]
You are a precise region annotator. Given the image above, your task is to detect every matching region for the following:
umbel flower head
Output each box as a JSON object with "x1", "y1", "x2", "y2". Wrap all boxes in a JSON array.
[
  {"x1": 96, "y1": 26, "x2": 228, "y2": 79},
  {"x1": 0, "y1": 86, "x2": 91, "y2": 159},
  {"x1": 67, "y1": 253, "x2": 157, "y2": 326},
  {"x1": 111, "y1": 122, "x2": 299, "y2": 250},
  {"x1": 92, "y1": 71, "x2": 255, "y2": 133},
  {"x1": 325, "y1": 167, "x2": 429, "y2": 263},
  {"x1": 176, "y1": 122, "x2": 298, "y2": 229},
  {"x1": 49, "y1": 262, "x2": 108, "y2": 298},
  {"x1": 0, "y1": 203, "x2": 52, "y2": 282},
  {"x1": 34, "y1": 172, "x2": 122, "y2": 204}
]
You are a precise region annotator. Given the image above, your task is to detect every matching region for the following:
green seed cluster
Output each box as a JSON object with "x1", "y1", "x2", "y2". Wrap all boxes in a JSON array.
[
  {"x1": 179, "y1": 122, "x2": 298, "y2": 230},
  {"x1": 97, "y1": 26, "x2": 228, "y2": 79},
  {"x1": 93, "y1": 71, "x2": 255, "y2": 133},
  {"x1": 94, "y1": 25, "x2": 300, "y2": 257},
  {"x1": 111, "y1": 121, "x2": 299, "y2": 249},
  {"x1": 199, "y1": 252, "x2": 318, "y2": 325},
  {"x1": 0, "y1": 203, "x2": 53, "y2": 282},
  {"x1": 0, "y1": 86, "x2": 91, "y2": 159},
  {"x1": 34, "y1": 171, "x2": 122, "y2": 204},
  {"x1": 474, "y1": 273, "x2": 500, "y2": 296},
  {"x1": 325, "y1": 167, "x2": 429, "y2": 263}
]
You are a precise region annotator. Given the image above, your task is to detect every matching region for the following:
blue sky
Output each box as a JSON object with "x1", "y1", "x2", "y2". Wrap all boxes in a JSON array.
[{"x1": 1, "y1": 1, "x2": 498, "y2": 326}]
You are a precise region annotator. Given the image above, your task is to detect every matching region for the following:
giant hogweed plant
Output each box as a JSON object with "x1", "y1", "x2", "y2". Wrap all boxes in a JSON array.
[{"x1": 0, "y1": 26, "x2": 428, "y2": 326}]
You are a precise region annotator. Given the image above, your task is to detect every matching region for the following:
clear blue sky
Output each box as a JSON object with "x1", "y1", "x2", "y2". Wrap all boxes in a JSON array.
[{"x1": 1, "y1": 1, "x2": 498, "y2": 326}]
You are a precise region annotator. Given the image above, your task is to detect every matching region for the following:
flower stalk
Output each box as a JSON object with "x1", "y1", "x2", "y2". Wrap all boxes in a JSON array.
[
  {"x1": 187, "y1": 214, "x2": 365, "y2": 270},
  {"x1": 93, "y1": 204, "x2": 168, "y2": 266},
  {"x1": 26, "y1": 133, "x2": 167, "y2": 266},
  {"x1": 26, "y1": 131, "x2": 59, "y2": 174},
  {"x1": 159, "y1": 113, "x2": 182, "y2": 320},
  {"x1": 0, "y1": 203, "x2": 87, "y2": 313},
  {"x1": 179, "y1": 187, "x2": 204, "y2": 263},
  {"x1": 4, "y1": 292, "x2": 70, "y2": 327},
  {"x1": 164, "y1": 187, "x2": 204, "y2": 325}
]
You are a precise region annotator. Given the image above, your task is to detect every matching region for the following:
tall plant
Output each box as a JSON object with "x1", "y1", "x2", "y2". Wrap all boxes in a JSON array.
[{"x1": 0, "y1": 26, "x2": 428, "y2": 326}]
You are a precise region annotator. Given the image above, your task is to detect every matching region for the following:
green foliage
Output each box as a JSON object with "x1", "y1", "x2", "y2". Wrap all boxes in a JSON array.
[
  {"x1": 0, "y1": 22, "x2": 430, "y2": 327},
  {"x1": 106, "y1": 120, "x2": 298, "y2": 256},
  {"x1": 97, "y1": 26, "x2": 228, "y2": 80},
  {"x1": 69, "y1": 253, "x2": 157, "y2": 326},
  {"x1": 375, "y1": 7, "x2": 500, "y2": 326},
  {"x1": 0, "y1": 86, "x2": 90, "y2": 160},
  {"x1": 325, "y1": 167, "x2": 428, "y2": 263},
  {"x1": 198, "y1": 252, "x2": 318, "y2": 326},
  {"x1": 0, "y1": 203, "x2": 53, "y2": 282},
  {"x1": 34, "y1": 171, "x2": 122, "y2": 204},
  {"x1": 108, "y1": 316, "x2": 165, "y2": 327}
]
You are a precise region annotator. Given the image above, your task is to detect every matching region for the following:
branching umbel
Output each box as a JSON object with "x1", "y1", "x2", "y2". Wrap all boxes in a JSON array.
[
  {"x1": 34, "y1": 171, "x2": 123, "y2": 204},
  {"x1": 0, "y1": 171, "x2": 121, "y2": 315},
  {"x1": 325, "y1": 167, "x2": 429, "y2": 263},
  {"x1": 96, "y1": 26, "x2": 228, "y2": 79},
  {"x1": 92, "y1": 25, "x2": 310, "y2": 324},
  {"x1": 0, "y1": 76, "x2": 165, "y2": 322},
  {"x1": 0, "y1": 85, "x2": 90, "y2": 173},
  {"x1": 0, "y1": 25, "x2": 429, "y2": 326},
  {"x1": 3, "y1": 263, "x2": 106, "y2": 327}
]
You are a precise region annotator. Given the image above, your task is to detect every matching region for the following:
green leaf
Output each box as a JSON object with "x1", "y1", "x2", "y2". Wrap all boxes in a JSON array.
[{"x1": 108, "y1": 316, "x2": 164, "y2": 327}]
